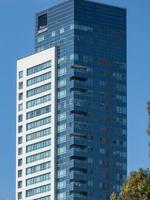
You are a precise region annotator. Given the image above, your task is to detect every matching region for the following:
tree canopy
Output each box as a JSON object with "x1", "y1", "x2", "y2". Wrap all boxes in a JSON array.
[{"x1": 110, "y1": 169, "x2": 150, "y2": 200}]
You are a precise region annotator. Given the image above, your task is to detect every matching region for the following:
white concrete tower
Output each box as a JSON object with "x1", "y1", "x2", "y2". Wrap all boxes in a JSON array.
[{"x1": 16, "y1": 47, "x2": 57, "y2": 200}]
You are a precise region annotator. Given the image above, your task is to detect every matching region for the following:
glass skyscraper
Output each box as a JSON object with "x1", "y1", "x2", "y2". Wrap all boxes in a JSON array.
[{"x1": 16, "y1": 0, "x2": 127, "y2": 200}]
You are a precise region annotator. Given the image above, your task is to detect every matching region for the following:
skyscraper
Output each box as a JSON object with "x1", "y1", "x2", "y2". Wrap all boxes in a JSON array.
[
  {"x1": 16, "y1": 0, "x2": 127, "y2": 200},
  {"x1": 147, "y1": 101, "x2": 150, "y2": 156}
]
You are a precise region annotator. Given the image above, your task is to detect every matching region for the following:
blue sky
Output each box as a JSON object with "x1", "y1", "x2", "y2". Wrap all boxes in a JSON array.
[{"x1": 0, "y1": 0, "x2": 150, "y2": 199}]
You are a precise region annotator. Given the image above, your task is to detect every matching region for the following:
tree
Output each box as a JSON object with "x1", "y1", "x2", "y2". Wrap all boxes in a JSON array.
[
  {"x1": 110, "y1": 193, "x2": 117, "y2": 200},
  {"x1": 110, "y1": 169, "x2": 150, "y2": 200}
]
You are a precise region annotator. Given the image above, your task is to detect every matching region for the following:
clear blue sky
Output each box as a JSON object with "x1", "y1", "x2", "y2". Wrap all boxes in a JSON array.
[{"x1": 0, "y1": 0, "x2": 149, "y2": 199}]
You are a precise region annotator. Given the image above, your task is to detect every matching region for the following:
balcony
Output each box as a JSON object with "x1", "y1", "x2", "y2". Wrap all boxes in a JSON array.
[
  {"x1": 69, "y1": 182, "x2": 87, "y2": 192},
  {"x1": 74, "y1": 125, "x2": 88, "y2": 135},
  {"x1": 69, "y1": 195, "x2": 87, "y2": 200},
  {"x1": 70, "y1": 76, "x2": 87, "y2": 82},
  {"x1": 70, "y1": 171, "x2": 87, "y2": 182},
  {"x1": 70, "y1": 136, "x2": 87, "y2": 146},
  {"x1": 70, "y1": 158, "x2": 87, "y2": 169},
  {"x1": 71, "y1": 64, "x2": 88, "y2": 73},
  {"x1": 70, "y1": 148, "x2": 87, "y2": 158},
  {"x1": 69, "y1": 192, "x2": 87, "y2": 200},
  {"x1": 70, "y1": 110, "x2": 87, "y2": 116}
]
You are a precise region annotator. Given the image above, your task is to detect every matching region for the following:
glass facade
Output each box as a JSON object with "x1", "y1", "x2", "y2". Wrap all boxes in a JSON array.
[
  {"x1": 16, "y1": 1, "x2": 127, "y2": 200},
  {"x1": 35, "y1": 1, "x2": 127, "y2": 199}
]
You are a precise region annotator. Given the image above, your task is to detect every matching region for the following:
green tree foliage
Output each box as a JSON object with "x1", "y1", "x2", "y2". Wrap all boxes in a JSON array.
[
  {"x1": 110, "y1": 193, "x2": 117, "y2": 200},
  {"x1": 110, "y1": 169, "x2": 150, "y2": 200}
]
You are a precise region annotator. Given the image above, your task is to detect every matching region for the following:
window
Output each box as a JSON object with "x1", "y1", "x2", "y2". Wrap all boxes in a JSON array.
[
  {"x1": 18, "y1": 159, "x2": 22, "y2": 166},
  {"x1": 26, "y1": 150, "x2": 51, "y2": 164},
  {"x1": 58, "y1": 146, "x2": 66, "y2": 155},
  {"x1": 58, "y1": 135, "x2": 66, "y2": 144},
  {"x1": 60, "y1": 27, "x2": 64, "y2": 34},
  {"x1": 18, "y1": 181, "x2": 22, "y2": 188},
  {"x1": 122, "y1": 118, "x2": 127, "y2": 126},
  {"x1": 58, "y1": 112, "x2": 66, "y2": 121},
  {"x1": 18, "y1": 148, "x2": 22, "y2": 155},
  {"x1": 113, "y1": 72, "x2": 124, "y2": 81},
  {"x1": 70, "y1": 54, "x2": 74, "y2": 60},
  {"x1": 58, "y1": 67, "x2": 66, "y2": 77},
  {"x1": 18, "y1": 114, "x2": 23, "y2": 122},
  {"x1": 58, "y1": 101, "x2": 66, "y2": 110},
  {"x1": 58, "y1": 56, "x2": 66, "y2": 64},
  {"x1": 26, "y1": 94, "x2": 51, "y2": 108},
  {"x1": 26, "y1": 116, "x2": 51, "y2": 130},
  {"x1": 74, "y1": 24, "x2": 93, "y2": 32},
  {"x1": 70, "y1": 192, "x2": 87, "y2": 198},
  {"x1": 116, "y1": 94, "x2": 126, "y2": 103},
  {"x1": 58, "y1": 79, "x2": 66, "y2": 88},
  {"x1": 116, "y1": 84, "x2": 126, "y2": 92},
  {"x1": 18, "y1": 192, "x2": 22, "y2": 200},
  {"x1": 26, "y1": 128, "x2": 51, "y2": 142},
  {"x1": 70, "y1": 24, "x2": 74, "y2": 30},
  {"x1": 26, "y1": 105, "x2": 51, "y2": 120},
  {"x1": 58, "y1": 90, "x2": 66, "y2": 99},
  {"x1": 57, "y1": 192, "x2": 66, "y2": 200},
  {"x1": 74, "y1": 99, "x2": 87, "y2": 107},
  {"x1": 37, "y1": 34, "x2": 45, "y2": 43},
  {"x1": 70, "y1": 53, "x2": 79, "y2": 61},
  {"x1": 70, "y1": 88, "x2": 87, "y2": 95},
  {"x1": 18, "y1": 136, "x2": 22, "y2": 144},
  {"x1": 27, "y1": 61, "x2": 51, "y2": 76},
  {"x1": 26, "y1": 161, "x2": 51, "y2": 175},
  {"x1": 37, "y1": 46, "x2": 45, "y2": 52},
  {"x1": 19, "y1": 82, "x2": 23, "y2": 89},
  {"x1": 74, "y1": 54, "x2": 79, "y2": 61},
  {"x1": 18, "y1": 125, "x2": 23, "y2": 133},
  {"x1": 88, "y1": 181, "x2": 93, "y2": 186},
  {"x1": 34, "y1": 196, "x2": 51, "y2": 200},
  {"x1": 27, "y1": 72, "x2": 51, "y2": 86},
  {"x1": 88, "y1": 158, "x2": 93, "y2": 163},
  {"x1": 123, "y1": 141, "x2": 127, "y2": 148},
  {"x1": 18, "y1": 93, "x2": 23, "y2": 100},
  {"x1": 57, "y1": 181, "x2": 66, "y2": 190},
  {"x1": 26, "y1": 139, "x2": 51, "y2": 153},
  {"x1": 100, "y1": 148, "x2": 105, "y2": 154},
  {"x1": 122, "y1": 129, "x2": 127, "y2": 135},
  {"x1": 26, "y1": 173, "x2": 51, "y2": 186},
  {"x1": 27, "y1": 83, "x2": 51, "y2": 97},
  {"x1": 57, "y1": 169, "x2": 66, "y2": 178},
  {"x1": 19, "y1": 71, "x2": 23, "y2": 79},
  {"x1": 38, "y1": 14, "x2": 47, "y2": 31},
  {"x1": 26, "y1": 184, "x2": 50, "y2": 197},
  {"x1": 116, "y1": 106, "x2": 126, "y2": 114},
  {"x1": 18, "y1": 170, "x2": 22, "y2": 178},
  {"x1": 51, "y1": 31, "x2": 56, "y2": 37},
  {"x1": 83, "y1": 55, "x2": 93, "y2": 63},
  {"x1": 99, "y1": 182, "x2": 103, "y2": 189},
  {"x1": 58, "y1": 123, "x2": 66, "y2": 133},
  {"x1": 18, "y1": 103, "x2": 23, "y2": 111}
]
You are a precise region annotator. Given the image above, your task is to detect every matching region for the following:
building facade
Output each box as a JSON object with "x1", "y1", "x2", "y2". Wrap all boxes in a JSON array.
[{"x1": 16, "y1": 0, "x2": 127, "y2": 200}]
